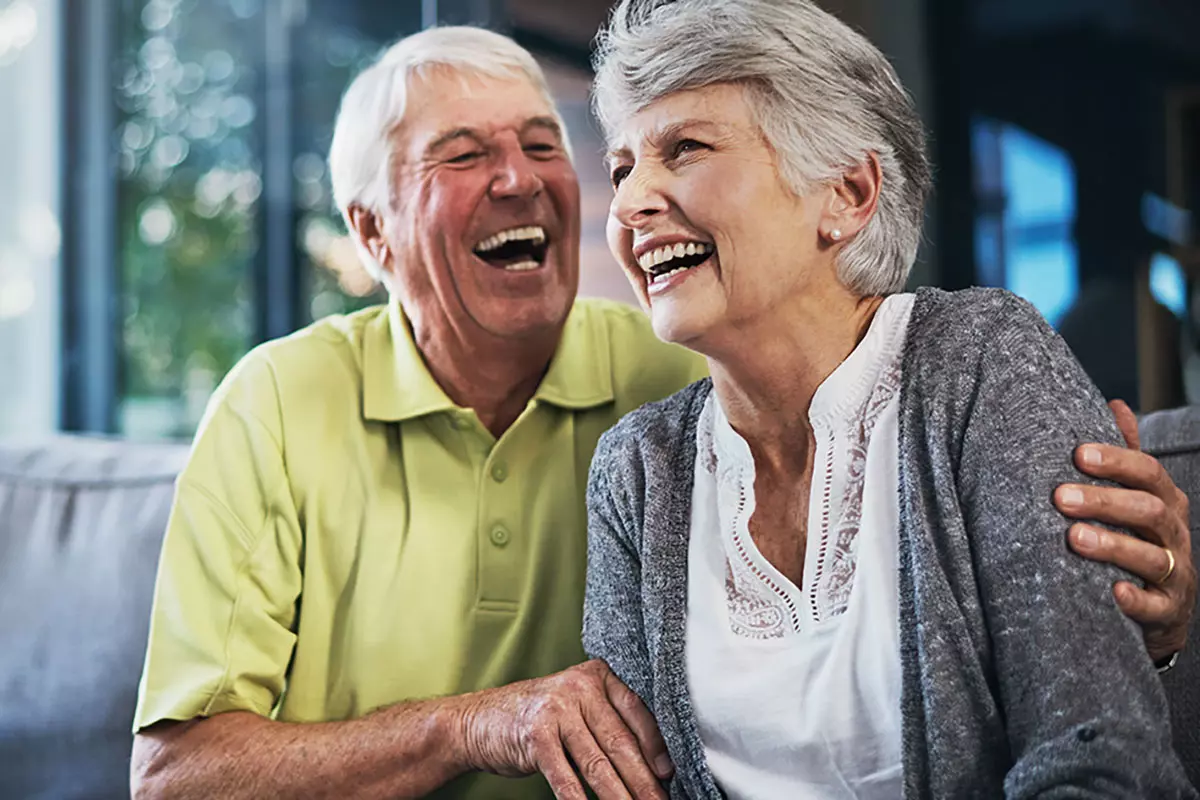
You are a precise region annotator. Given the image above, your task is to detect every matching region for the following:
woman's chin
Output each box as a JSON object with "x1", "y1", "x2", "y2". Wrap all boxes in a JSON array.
[{"x1": 649, "y1": 301, "x2": 717, "y2": 348}]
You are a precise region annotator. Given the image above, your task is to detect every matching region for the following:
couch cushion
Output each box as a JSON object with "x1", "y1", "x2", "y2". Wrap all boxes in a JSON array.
[
  {"x1": 0, "y1": 436, "x2": 188, "y2": 800},
  {"x1": 1140, "y1": 407, "x2": 1200, "y2": 788}
]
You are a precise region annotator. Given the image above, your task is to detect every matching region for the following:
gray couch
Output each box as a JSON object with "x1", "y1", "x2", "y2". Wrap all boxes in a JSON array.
[
  {"x1": 0, "y1": 436, "x2": 188, "y2": 799},
  {"x1": 1, "y1": 413, "x2": 1198, "y2": 798},
  {"x1": 1140, "y1": 406, "x2": 1200, "y2": 788}
]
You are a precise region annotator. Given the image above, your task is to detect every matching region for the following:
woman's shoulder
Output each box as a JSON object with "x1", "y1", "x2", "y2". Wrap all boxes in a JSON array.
[
  {"x1": 592, "y1": 378, "x2": 712, "y2": 473},
  {"x1": 906, "y1": 286, "x2": 1071, "y2": 379},
  {"x1": 910, "y1": 286, "x2": 1051, "y2": 345}
]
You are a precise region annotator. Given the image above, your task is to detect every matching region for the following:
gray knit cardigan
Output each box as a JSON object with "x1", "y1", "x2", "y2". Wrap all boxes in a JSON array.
[{"x1": 583, "y1": 287, "x2": 1196, "y2": 799}]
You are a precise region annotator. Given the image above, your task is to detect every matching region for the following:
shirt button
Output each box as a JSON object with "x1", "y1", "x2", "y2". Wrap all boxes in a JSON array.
[
  {"x1": 451, "y1": 416, "x2": 469, "y2": 431},
  {"x1": 491, "y1": 462, "x2": 508, "y2": 482},
  {"x1": 489, "y1": 526, "x2": 510, "y2": 547}
]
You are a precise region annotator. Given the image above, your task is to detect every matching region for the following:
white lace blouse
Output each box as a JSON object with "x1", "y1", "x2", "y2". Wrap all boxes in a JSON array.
[{"x1": 685, "y1": 293, "x2": 915, "y2": 800}]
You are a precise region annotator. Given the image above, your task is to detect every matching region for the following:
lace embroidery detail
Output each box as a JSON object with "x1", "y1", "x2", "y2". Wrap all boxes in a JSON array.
[
  {"x1": 702, "y1": 398, "x2": 797, "y2": 638},
  {"x1": 810, "y1": 360, "x2": 902, "y2": 621},
  {"x1": 705, "y1": 342, "x2": 904, "y2": 638}
]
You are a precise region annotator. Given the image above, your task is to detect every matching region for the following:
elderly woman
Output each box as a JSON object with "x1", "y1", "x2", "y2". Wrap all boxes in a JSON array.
[{"x1": 582, "y1": 0, "x2": 1196, "y2": 797}]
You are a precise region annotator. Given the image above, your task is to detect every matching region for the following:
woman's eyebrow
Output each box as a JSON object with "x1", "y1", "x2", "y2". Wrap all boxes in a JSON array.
[{"x1": 607, "y1": 119, "x2": 730, "y2": 164}]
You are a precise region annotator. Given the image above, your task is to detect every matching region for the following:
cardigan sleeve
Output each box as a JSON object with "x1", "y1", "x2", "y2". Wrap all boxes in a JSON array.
[
  {"x1": 582, "y1": 431, "x2": 656, "y2": 709},
  {"x1": 952, "y1": 292, "x2": 1195, "y2": 797}
]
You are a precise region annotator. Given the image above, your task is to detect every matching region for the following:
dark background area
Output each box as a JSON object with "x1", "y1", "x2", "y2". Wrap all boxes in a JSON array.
[{"x1": 0, "y1": 0, "x2": 1197, "y2": 440}]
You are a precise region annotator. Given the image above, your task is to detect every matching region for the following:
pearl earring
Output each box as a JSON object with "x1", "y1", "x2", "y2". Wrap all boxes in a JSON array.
[{"x1": 829, "y1": 229, "x2": 843, "y2": 241}]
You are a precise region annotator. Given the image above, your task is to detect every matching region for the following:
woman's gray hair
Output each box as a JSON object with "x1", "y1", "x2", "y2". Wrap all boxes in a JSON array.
[{"x1": 592, "y1": 0, "x2": 932, "y2": 295}]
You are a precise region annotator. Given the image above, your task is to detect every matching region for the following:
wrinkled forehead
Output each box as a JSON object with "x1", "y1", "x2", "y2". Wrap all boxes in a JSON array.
[
  {"x1": 396, "y1": 67, "x2": 563, "y2": 153},
  {"x1": 604, "y1": 84, "x2": 758, "y2": 162}
]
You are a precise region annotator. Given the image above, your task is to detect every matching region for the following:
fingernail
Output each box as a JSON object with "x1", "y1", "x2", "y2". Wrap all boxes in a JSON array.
[
  {"x1": 1074, "y1": 525, "x2": 1100, "y2": 550},
  {"x1": 655, "y1": 754, "x2": 674, "y2": 777},
  {"x1": 1080, "y1": 446, "x2": 1102, "y2": 468},
  {"x1": 1060, "y1": 487, "x2": 1085, "y2": 507}
]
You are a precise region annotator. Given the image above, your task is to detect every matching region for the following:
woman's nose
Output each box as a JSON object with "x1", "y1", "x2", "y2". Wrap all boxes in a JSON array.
[{"x1": 611, "y1": 164, "x2": 668, "y2": 229}]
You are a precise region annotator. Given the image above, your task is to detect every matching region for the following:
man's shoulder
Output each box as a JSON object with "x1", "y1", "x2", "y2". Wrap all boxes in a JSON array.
[
  {"x1": 206, "y1": 305, "x2": 385, "y2": 421},
  {"x1": 571, "y1": 298, "x2": 709, "y2": 412},
  {"x1": 256, "y1": 304, "x2": 385, "y2": 376}
]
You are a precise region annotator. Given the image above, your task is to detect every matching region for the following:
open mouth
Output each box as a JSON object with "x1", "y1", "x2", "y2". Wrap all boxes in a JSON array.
[
  {"x1": 473, "y1": 225, "x2": 549, "y2": 272},
  {"x1": 637, "y1": 241, "x2": 715, "y2": 285}
]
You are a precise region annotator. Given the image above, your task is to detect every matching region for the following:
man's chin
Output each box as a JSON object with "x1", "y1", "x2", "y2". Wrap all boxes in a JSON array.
[{"x1": 471, "y1": 296, "x2": 575, "y2": 340}]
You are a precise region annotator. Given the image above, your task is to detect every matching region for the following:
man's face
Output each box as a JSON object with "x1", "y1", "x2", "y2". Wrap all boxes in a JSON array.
[{"x1": 377, "y1": 68, "x2": 581, "y2": 343}]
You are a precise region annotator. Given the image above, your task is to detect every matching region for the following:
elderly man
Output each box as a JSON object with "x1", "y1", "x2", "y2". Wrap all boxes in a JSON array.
[{"x1": 131, "y1": 26, "x2": 1194, "y2": 800}]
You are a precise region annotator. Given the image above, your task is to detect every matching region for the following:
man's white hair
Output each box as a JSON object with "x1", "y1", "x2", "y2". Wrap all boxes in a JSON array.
[
  {"x1": 329, "y1": 26, "x2": 570, "y2": 280},
  {"x1": 592, "y1": 0, "x2": 932, "y2": 295}
]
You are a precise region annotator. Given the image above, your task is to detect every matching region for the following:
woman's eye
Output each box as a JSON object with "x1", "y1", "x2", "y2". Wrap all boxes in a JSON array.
[
  {"x1": 525, "y1": 143, "x2": 557, "y2": 156},
  {"x1": 610, "y1": 165, "x2": 632, "y2": 188},
  {"x1": 673, "y1": 139, "x2": 706, "y2": 158}
]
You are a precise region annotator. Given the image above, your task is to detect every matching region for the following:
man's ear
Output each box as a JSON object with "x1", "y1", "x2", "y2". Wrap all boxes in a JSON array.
[
  {"x1": 346, "y1": 204, "x2": 390, "y2": 269},
  {"x1": 820, "y1": 152, "x2": 883, "y2": 244}
]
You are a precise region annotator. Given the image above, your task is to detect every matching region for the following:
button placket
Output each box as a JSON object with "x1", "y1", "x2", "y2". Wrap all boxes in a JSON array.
[{"x1": 478, "y1": 436, "x2": 527, "y2": 604}]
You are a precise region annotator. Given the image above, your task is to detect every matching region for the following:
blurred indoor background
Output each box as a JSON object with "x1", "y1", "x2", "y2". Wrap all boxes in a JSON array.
[{"x1": 0, "y1": 0, "x2": 1198, "y2": 442}]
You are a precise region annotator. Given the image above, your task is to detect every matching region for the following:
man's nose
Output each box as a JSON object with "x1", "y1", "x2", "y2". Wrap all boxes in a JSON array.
[
  {"x1": 488, "y1": 143, "x2": 544, "y2": 200},
  {"x1": 611, "y1": 164, "x2": 667, "y2": 230}
]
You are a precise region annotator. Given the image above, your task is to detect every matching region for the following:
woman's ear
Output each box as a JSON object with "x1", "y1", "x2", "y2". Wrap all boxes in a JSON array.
[
  {"x1": 346, "y1": 204, "x2": 391, "y2": 268},
  {"x1": 820, "y1": 152, "x2": 882, "y2": 244}
]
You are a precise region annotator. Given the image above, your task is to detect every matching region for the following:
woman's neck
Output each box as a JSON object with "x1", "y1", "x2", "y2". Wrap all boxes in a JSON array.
[{"x1": 708, "y1": 287, "x2": 885, "y2": 471}]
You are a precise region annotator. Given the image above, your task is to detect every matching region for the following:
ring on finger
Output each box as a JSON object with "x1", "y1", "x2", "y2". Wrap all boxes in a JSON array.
[{"x1": 1156, "y1": 547, "x2": 1176, "y2": 585}]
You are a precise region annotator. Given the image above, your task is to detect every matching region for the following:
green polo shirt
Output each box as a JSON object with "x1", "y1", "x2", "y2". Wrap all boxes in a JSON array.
[{"x1": 133, "y1": 297, "x2": 707, "y2": 798}]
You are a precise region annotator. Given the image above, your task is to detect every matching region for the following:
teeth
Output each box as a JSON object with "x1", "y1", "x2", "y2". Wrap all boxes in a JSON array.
[
  {"x1": 651, "y1": 266, "x2": 691, "y2": 283},
  {"x1": 504, "y1": 259, "x2": 539, "y2": 272},
  {"x1": 474, "y1": 225, "x2": 547, "y2": 254},
  {"x1": 636, "y1": 241, "x2": 713, "y2": 272}
]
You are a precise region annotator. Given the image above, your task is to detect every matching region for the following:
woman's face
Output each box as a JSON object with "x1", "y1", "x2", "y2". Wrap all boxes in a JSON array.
[{"x1": 605, "y1": 83, "x2": 830, "y2": 347}]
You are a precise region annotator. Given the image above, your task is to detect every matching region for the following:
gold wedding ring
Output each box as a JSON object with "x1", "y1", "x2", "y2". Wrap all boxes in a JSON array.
[{"x1": 1158, "y1": 547, "x2": 1177, "y2": 585}]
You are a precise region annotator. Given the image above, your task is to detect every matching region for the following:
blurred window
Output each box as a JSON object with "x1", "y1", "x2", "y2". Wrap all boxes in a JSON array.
[
  {"x1": 115, "y1": 0, "x2": 263, "y2": 437},
  {"x1": 112, "y1": 0, "x2": 408, "y2": 439},
  {"x1": 0, "y1": 0, "x2": 61, "y2": 438},
  {"x1": 1151, "y1": 252, "x2": 1188, "y2": 318},
  {"x1": 972, "y1": 118, "x2": 1079, "y2": 326}
]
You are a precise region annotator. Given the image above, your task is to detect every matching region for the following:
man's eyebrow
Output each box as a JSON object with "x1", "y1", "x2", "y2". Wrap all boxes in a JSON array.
[
  {"x1": 521, "y1": 115, "x2": 565, "y2": 140},
  {"x1": 424, "y1": 127, "x2": 482, "y2": 156}
]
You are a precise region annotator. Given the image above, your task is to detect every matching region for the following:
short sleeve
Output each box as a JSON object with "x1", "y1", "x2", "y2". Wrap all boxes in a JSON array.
[{"x1": 133, "y1": 349, "x2": 303, "y2": 731}]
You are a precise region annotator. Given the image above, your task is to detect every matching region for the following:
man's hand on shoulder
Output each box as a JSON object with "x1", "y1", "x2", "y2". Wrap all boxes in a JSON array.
[
  {"x1": 456, "y1": 659, "x2": 672, "y2": 800},
  {"x1": 1056, "y1": 399, "x2": 1196, "y2": 664}
]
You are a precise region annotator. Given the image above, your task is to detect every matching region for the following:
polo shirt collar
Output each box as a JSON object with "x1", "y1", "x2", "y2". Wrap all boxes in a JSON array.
[
  {"x1": 362, "y1": 301, "x2": 457, "y2": 422},
  {"x1": 535, "y1": 302, "x2": 614, "y2": 410},
  {"x1": 362, "y1": 300, "x2": 615, "y2": 422}
]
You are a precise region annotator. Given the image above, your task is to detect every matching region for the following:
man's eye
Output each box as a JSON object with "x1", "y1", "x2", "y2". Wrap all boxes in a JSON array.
[
  {"x1": 525, "y1": 143, "x2": 558, "y2": 156},
  {"x1": 610, "y1": 165, "x2": 632, "y2": 188},
  {"x1": 446, "y1": 151, "x2": 483, "y2": 165}
]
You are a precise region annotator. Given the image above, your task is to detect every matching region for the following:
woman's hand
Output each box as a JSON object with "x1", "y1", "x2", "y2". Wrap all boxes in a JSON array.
[{"x1": 1055, "y1": 399, "x2": 1196, "y2": 664}]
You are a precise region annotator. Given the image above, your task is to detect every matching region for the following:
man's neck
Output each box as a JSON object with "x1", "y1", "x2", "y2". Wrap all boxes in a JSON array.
[{"x1": 407, "y1": 312, "x2": 563, "y2": 439}]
